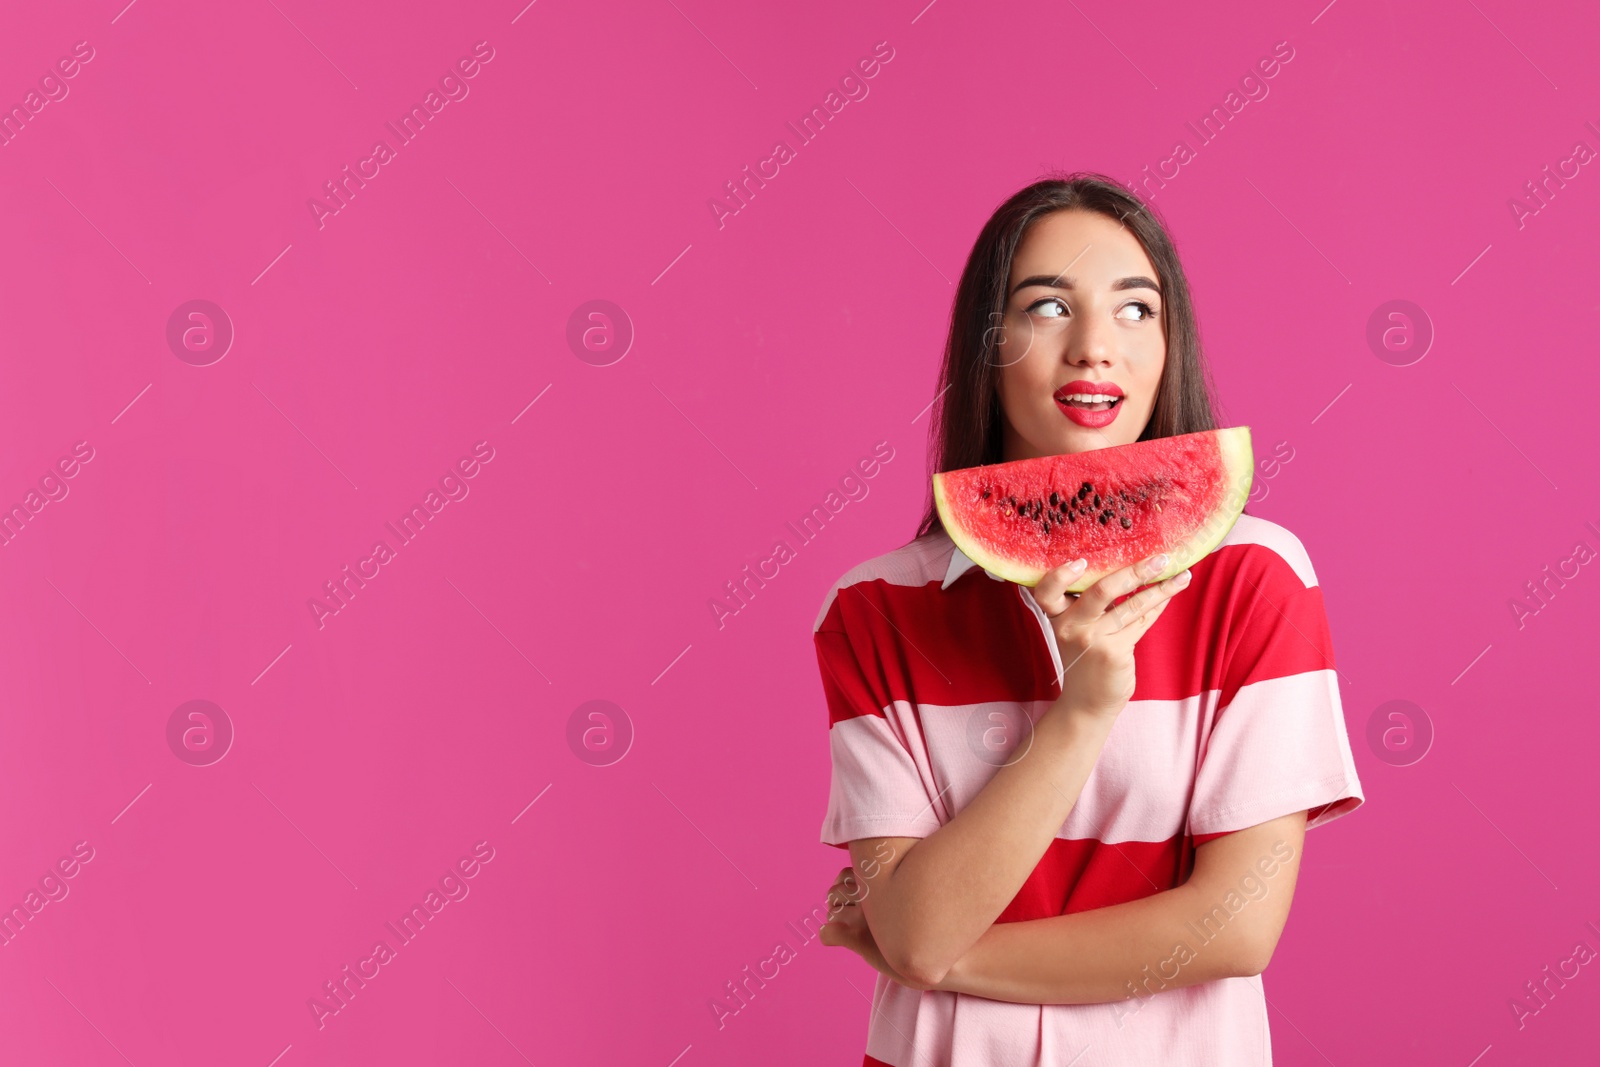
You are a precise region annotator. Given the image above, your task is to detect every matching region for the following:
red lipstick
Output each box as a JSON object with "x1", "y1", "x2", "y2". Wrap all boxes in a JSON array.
[{"x1": 1053, "y1": 381, "x2": 1125, "y2": 428}]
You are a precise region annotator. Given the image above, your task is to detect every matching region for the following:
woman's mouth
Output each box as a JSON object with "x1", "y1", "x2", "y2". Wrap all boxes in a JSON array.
[{"x1": 1054, "y1": 392, "x2": 1124, "y2": 427}]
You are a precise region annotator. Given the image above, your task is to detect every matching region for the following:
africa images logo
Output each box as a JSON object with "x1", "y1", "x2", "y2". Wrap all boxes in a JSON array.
[
  {"x1": 707, "y1": 441, "x2": 894, "y2": 629},
  {"x1": 707, "y1": 41, "x2": 896, "y2": 230},
  {"x1": 307, "y1": 41, "x2": 497, "y2": 230},
  {"x1": 306, "y1": 841, "x2": 495, "y2": 1029},
  {"x1": 307, "y1": 441, "x2": 496, "y2": 630}
]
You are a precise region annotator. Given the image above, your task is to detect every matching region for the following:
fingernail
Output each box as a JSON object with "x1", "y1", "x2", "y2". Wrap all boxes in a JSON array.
[
  {"x1": 1066, "y1": 557, "x2": 1086, "y2": 573},
  {"x1": 1173, "y1": 569, "x2": 1192, "y2": 586},
  {"x1": 1146, "y1": 553, "x2": 1169, "y2": 574}
]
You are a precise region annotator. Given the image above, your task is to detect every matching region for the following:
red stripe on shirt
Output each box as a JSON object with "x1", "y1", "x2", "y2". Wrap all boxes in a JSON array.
[
  {"x1": 993, "y1": 831, "x2": 1241, "y2": 921},
  {"x1": 816, "y1": 540, "x2": 1326, "y2": 728},
  {"x1": 815, "y1": 575, "x2": 1056, "y2": 721}
]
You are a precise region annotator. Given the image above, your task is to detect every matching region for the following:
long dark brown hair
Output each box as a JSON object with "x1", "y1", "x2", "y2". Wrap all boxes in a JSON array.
[{"x1": 914, "y1": 172, "x2": 1237, "y2": 540}]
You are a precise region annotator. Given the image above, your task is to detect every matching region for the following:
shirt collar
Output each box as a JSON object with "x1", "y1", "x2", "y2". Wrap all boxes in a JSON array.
[{"x1": 941, "y1": 542, "x2": 1005, "y2": 590}]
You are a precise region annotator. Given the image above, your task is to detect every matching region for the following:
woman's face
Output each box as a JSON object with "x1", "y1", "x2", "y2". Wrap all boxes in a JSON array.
[{"x1": 993, "y1": 209, "x2": 1167, "y2": 460}]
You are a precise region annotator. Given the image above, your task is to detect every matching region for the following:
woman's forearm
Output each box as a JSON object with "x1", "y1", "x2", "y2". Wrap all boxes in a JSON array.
[
  {"x1": 863, "y1": 702, "x2": 1117, "y2": 986},
  {"x1": 931, "y1": 880, "x2": 1257, "y2": 1005}
]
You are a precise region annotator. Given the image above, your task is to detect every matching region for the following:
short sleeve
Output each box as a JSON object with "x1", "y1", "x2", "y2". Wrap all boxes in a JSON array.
[
  {"x1": 1187, "y1": 551, "x2": 1365, "y2": 838},
  {"x1": 815, "y1": 610, "x2": 943, "y2": 850}
]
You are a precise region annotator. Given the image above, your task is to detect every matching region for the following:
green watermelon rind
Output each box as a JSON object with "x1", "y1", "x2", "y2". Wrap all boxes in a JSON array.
[{"x1": 933, "y1": 427, "x2": 1254, "y2": 590}]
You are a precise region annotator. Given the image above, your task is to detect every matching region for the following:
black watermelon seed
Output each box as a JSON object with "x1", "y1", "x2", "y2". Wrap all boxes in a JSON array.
[
  {"x1": 1120, "y1": 516, "x2": 1132, "y2": 529},
  {"x1": 1066, "y1": 512, "x2": 1076, "y2": 522},
  {"x1": 1099, "y1": 511, "x2": 1111, "y2": 524},
  {"x1": 1043, "y1": 521, "x2": 1052, "y2": 535},
  {"x1": 982, "y1": 488, "x2": 991, "y2": 498},
  {"x1": 1092, "y1": 494, "x2": 1100, "y2": 508},
  {"x1": 1049, "y1": 491, "x2": 1060, "y2": 506}
]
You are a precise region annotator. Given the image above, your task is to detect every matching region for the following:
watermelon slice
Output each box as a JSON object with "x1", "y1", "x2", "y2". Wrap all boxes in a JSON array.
[{"x1": 932, "y1": 427, "x2": 1253, "y2": 589}]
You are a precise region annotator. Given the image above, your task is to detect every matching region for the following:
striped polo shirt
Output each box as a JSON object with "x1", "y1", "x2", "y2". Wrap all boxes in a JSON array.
[{"x1": 814, "y1": 513, "x2": 1365, "y2": 1066}]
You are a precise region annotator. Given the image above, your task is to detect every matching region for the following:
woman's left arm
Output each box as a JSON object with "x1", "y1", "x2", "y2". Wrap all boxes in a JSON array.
[
  {"x1": 932, "y1": 811, "x2": 1307, "y2": 1004},
  {"x1": 825, "y1": 811, "x2": 1309, "y2": 1003}
]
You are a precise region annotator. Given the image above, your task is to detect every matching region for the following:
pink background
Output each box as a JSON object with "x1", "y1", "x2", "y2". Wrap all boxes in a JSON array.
[{"x1": 1, "y1": 0, "x2": 1597, "y2": 1063}]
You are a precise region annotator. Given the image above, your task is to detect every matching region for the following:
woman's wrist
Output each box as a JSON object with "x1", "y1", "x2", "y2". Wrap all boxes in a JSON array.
[{"x1": 1042, "y1": 694, "x2": 1124, "y2": 737}]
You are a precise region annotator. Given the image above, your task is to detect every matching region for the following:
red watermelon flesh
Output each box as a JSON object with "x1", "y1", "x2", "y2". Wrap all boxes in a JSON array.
[{"x1": 932, "y1": 427, "x2": 1253, "y2": 589}]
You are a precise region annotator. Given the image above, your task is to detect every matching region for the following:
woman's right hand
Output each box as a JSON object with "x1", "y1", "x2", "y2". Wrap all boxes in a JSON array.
[{"x1": 1032, "y1": 552, "x2": 1193, "y2": 721}]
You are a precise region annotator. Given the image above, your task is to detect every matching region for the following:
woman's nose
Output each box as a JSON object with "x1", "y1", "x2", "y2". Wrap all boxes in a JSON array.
[{"x1": 1066, "y1": 317, "x2": 1115, "y2": 365}]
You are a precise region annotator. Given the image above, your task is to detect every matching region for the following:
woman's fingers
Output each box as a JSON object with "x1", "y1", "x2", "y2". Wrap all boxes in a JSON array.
[
  {"x1": 1111, "y1": 589, "x2": 1176, "y2": 644},
  {"x1": 1072, "y1": 553, "x2": 1172, "y2": 618},
  {"x1": 1033, "y1": 557, "x2": 1088, "y2": 615},
  {"x1": 1103, "y1": 570, "x2": 1191, "y2": 634},
  {"x1": 827, "y1": 866, "x2": 862, "y2": 914}
]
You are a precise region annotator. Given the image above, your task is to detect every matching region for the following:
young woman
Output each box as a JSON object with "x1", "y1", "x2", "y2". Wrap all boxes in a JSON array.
[{"x1": 812, "y1": 174, "x2": 1364, "y2": 1066}]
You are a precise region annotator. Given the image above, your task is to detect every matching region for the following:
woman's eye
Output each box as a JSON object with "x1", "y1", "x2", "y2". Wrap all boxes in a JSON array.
[
  {"x1": 1027, "y1": 297, "x2": 1068, "y2": 318},
  {"x1": 1119, "y1": 301, "x2": 1158, "y2": 321}
]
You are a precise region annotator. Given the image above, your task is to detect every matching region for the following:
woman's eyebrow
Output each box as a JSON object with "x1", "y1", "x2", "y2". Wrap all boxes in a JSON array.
[{"x1": 1011, "y1": 274, "x2": 1162, "y2": 297}]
